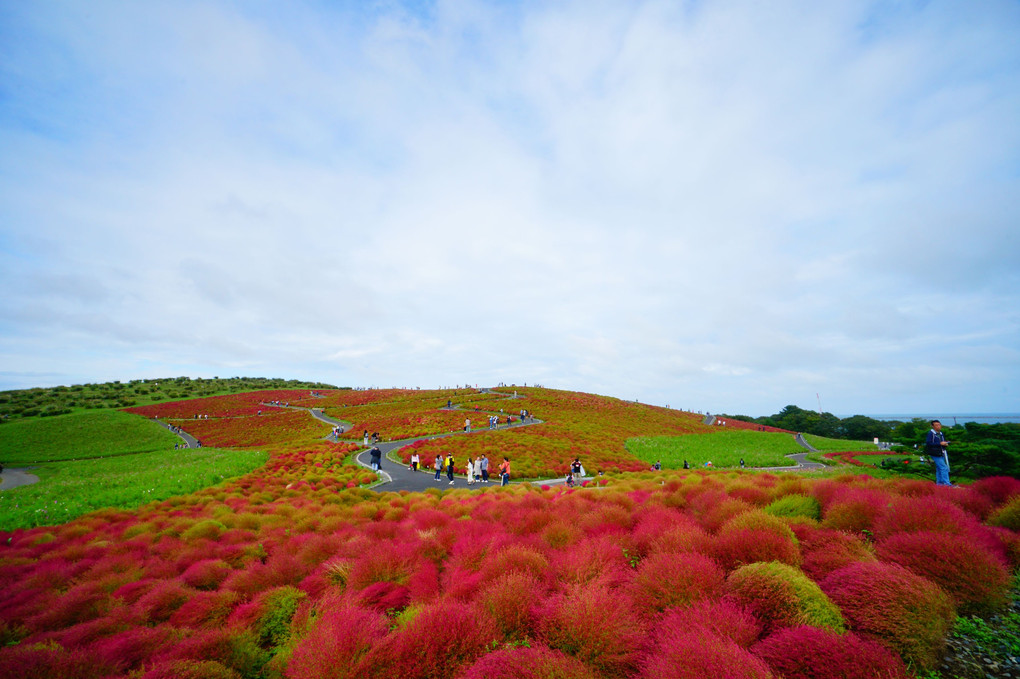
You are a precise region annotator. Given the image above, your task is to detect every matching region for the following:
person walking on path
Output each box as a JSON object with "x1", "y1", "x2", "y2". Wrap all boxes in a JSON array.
[
  {"x1": 467, "y1": 456, "x2": 475, "y2": 485},
  {"x1": 465, "y1": 418, "x2": 471, "y2": 433},
  {"x1": 926, "y1": 419, "x2": 952, "y2": 486},
  {"x1": 473, "y1": 457, "x2": 482, "y2": 483},
  {"x1": 446, "y1": 453, "x2": 456, "y2": 485},
  {"x1": 499, "y1": 457, "x2": 511, "y2": 486},
  {"x1": 480, "y1": 455, "x2": 489, "y2": 483},
  {"x1": 410, "y1": 452, "x2": 420, "y2": 472},
  {"x1": 434, "y1": 454, "x2": 443, "y2": 481},
  {"x1": 370, "y1": 446, "x2": 382, "y2": 471}
]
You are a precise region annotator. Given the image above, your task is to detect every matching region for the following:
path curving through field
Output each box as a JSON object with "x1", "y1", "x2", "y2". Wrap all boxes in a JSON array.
[{"x1": 0, "y1": 467, "x2": 40, "y2": 490}]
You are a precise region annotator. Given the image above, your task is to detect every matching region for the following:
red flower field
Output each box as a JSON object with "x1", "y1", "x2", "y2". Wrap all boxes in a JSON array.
[{"x1": 1, "y1": 386, "x2": 1018, "y2": 678}]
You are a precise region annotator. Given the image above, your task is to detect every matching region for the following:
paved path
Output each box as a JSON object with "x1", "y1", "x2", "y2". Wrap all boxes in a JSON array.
[
  {"x1": 356, "y1": 417, "x2": 544, "y2": 492},
  {"x1": 150, "y1": 418, "x2": 201, "y2": 449},
  {"x1": 0, "y1": 468, "x2": 39, "y2": 490},
  {"x1": 268, "y1": 393, "x2": 545, "y2": 492}
]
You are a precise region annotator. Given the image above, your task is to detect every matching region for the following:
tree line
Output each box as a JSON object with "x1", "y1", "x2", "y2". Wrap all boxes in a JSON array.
[
  {"x1": 0, "y1": 376, "x2": 342, "y2": 421},
  {"x1": 724, "y1": 405, "x2": 1019, "y2": 479}
]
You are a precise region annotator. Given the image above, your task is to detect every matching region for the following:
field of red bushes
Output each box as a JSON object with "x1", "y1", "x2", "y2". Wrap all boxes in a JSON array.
[{"x1": 2, "y1": 387, "x2": 1019, "y2": 678}]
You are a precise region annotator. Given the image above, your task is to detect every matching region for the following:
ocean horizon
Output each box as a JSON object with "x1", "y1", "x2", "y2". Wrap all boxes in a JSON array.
[{"x1": 857, "y1": 413, "x2": 1020, "y2": 425}]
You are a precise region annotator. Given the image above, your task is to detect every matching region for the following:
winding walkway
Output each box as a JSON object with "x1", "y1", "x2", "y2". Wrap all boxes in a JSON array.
[
  {"x1": 265, "y1": 392, "x2": 543, "y2": 491},
  {"x1": 0, "y1": 468, "x2": 39, "y2": 490},
  {"x1": 702, "y1": 415, "x2": 826, "y2": 472}
]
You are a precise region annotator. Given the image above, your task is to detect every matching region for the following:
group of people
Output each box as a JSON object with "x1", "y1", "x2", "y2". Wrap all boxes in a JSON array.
[
  {"x1": 429, "y1": 453, "x2": 511, "y2": 486},
  {"x1": 330, "y1": 425, "x2": 345, "y2": 440},
  {"x1": 565, "y1": 457, "x2": 585, "y2": 486}
]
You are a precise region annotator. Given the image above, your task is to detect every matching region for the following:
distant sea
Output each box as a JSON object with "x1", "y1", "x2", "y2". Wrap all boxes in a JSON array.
[{"x1": 860, "y1": 414, "x2": 1020, "y2": 426}]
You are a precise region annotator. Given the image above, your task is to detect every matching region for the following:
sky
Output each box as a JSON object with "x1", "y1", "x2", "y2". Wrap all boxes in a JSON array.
[{"x1": 1, "y1": 0, "x2": 1018, "y2": 417}]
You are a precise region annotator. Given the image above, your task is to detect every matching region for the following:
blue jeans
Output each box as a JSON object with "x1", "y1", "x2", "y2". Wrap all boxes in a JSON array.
[{"x1": 932, "y1": 453, "x2": 951, "y2": 485}]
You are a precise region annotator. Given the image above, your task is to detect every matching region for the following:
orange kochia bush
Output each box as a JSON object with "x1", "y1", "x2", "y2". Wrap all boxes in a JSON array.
[{"x1": 2, "y1": 387, "x2": 1019, "y2": 679}]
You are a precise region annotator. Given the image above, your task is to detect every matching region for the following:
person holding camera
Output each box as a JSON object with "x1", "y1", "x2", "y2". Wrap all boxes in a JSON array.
[{"x1": 925, "y1": 419, "x2": 951, "y2": 486}]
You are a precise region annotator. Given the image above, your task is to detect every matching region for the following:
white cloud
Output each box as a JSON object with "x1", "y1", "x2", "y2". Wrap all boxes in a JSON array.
[{"x1": 0, "y1": 0, "x2": 1018, "y2": 415}]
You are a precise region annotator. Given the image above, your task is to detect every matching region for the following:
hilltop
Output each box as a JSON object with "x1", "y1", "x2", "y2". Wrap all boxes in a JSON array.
[{"x1": 0, "y1": 383, "x2": 1017, "y2": 678}]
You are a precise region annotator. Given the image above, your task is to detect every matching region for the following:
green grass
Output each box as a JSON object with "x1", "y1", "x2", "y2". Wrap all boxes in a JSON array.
[
  {"x1": 0, "y1": 447, "x2": 268, "y2": 531},
  {"x1": 0, "y1": 409, "x2": 182, "y2": 464},
  {"x1": 802, "y1": 433, "x2": 879, "y2": 452},
  {"x1": 626, "y1": 430, "x2": 805, "y2": 469}
]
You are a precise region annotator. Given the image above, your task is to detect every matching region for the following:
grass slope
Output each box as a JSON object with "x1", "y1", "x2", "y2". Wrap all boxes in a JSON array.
[
  {"x1": 0, "y1": 447, "x2": 268, "y2": 531},
  {"x1": 0, "y1": 409, "x2": 181, "y2": 464},
  {"x1": 627, "y1": 430, "x2": 806, "y2": 468}
]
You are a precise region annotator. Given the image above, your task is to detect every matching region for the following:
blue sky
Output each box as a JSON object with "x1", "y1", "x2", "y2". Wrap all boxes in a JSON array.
[{"x1": 1, "y1": 0, "x2": 1018, "y2": 417}]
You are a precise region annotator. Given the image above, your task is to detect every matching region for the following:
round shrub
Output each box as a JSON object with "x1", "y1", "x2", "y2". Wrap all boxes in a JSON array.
[
  {"x1": 657, "y1": 598, "x2": 763, "y2": 648},
  {"x1": 0, "y1": 643, "x2": 118, "y2": 679},
  {"x1": 712, "y1": 511, "x2": 802, "y2": 571},
  {"x1": 629, "y1": 552, "x2": 725, "y2": 615},
  {"x1": 180, "y1": 559, "x2": 233, "y2": 590},
  {"x1": 752, "y1": 625, "x2": 909, "y2": 679},
  {"x1": 537, "y1": 583, "x2": 647, "y2": 679},
  {"x1": 142, "y1": 659, "x2": 243, "y2": 679},
  {"x1": 764, "y1": 494, "x2": 821, "y2": 521},
  {"x1": 641, "y1": 628, "x2": 775, "y2": 679},
  {"x1": 357, "y1": 600, "x2": 497, "y2": 679},
  {"x1": 475, "y1": 570, "x2": 547, "y2": 640},
  {"x1": 968, "y1": 475, "x2": 1020, "y2": 507},
  {"x1": 796, "y1": 525, "x2": 877, "y2": 580},
  {"x1": 875, "y1": 530, "x2": 1010, "y2": 615},
  {"x1": 726, "y1": 562, "x2": 844, "y2": 634},
  {"x1": 821, "y1": 561, "x2": 955, "y2": 672},
  {"x1": 134, "y1": 580, "x2": 195, "y2": 624},
  {"x1": 181, "y1": 520, "x2": 227, "y2": 542},
  {"x1": 285, "y1": 603, "x2": 388, "y2": 679},
  {"x1": 872, "y1": 495, "x2": 975, "y2": 539},
  {"x1": 989, "y1": 494, "x2": 1020, "y2": 531},
  {"x1": 821, "y1": 487, "x2": 889, "y2": 534},
  {"x1": 456, "y1": 645, "x2": 598, "y2": 679}
]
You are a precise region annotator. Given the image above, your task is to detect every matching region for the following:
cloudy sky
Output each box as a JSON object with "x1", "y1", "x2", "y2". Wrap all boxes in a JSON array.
[{"x1": 1, "y1": 1, "x2": 1018, "y2": 417}]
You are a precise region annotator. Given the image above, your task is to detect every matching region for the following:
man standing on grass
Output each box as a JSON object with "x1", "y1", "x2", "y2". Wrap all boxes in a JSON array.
[{"x1": 925, "y1": 419, "x2": 951, "y2": 486}]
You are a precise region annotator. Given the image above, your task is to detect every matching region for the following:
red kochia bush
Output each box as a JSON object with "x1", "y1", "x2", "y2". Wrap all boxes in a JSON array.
[
  {"x1": 969, "y1": 475, "x2": 1020, "y2": 507},
  {"x1": 475, "y1": 570, "x2": 548, "y2": 640},
  {"x1": 141, "y1": 659, "x2": 243, "y2": 679},
  {"x1": 537, "y1": 583, "x2": 647, "y2": 679},
  {"x1": 629, "y1": 551, "x2": 725, "y2": 615},
  {"x1": 640, "y1": 628, "x2": 776, "y2": 679},
  {"x1": 875, "y1": 530, "x2": 1011, "y2": 614},
  {"x1": 657, "y1": 598, "x2": 763, "y2": 648},
  {"x1": 284, "y1": 603, "x2": 388, "y2": 679},
  {"x1": 0, "y1": 644, "x2": 118, "y2": 679},
  {"x1": 357, "y1": 600, "x2": 497, "y2": 679},
  {"x1": 821, "y1": 561, "x2": 955, "y2": 671},
  {"x1": 821, "y1": 487, "x2": 888, "y2": 534},
  {"x1": 456, "y1": 645, "x2": 599, "y2": 679},
  {"x1": 872, "y1": 495, "x2": 976, "y2": 539},
  {"x1": 752, "y1": 626, "x2": 909, "y2": 679},
  {"x1": 795, "y1": 525, "x2": 877, "y2": 580}
]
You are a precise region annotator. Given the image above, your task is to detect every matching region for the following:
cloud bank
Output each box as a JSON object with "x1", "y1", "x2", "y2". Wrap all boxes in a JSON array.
[{"x1": 1, "y1": 0, "x2": 1018, "y2": 415}]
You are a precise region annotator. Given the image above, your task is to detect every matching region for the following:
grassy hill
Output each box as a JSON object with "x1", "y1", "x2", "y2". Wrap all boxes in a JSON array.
[
  {"x1": 0, "y1": 383, "x2": 1016, "y2": 678},
  {"x1": 0, "y1": 376, "x2": 340, "y2": 420}
]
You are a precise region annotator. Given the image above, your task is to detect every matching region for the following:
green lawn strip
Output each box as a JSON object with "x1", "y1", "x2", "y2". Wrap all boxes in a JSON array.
[
  {"x1": 626, "y1": 431, "x2": 804, "y2": 469},
  {"x1": 802, "y1": 433, "x2": 879, "y2": 452},
  {"x1": 0, "y1": 447, "x2": 268, "y2": 532},
  {"x1": 0, "y1": 410, "x2": 180, "y2": 464}
]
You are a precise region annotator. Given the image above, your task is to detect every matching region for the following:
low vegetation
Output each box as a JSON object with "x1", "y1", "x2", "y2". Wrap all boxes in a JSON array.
[
  {"x1": 626, "y1": 430, "x2": 807, "y2": 469},
  {"x1": 0, "y1": 384, "x2": 1016, "y2": 678},
  {"x1": 0, "y1": 376, "x2": 340, "y2": 421}
]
